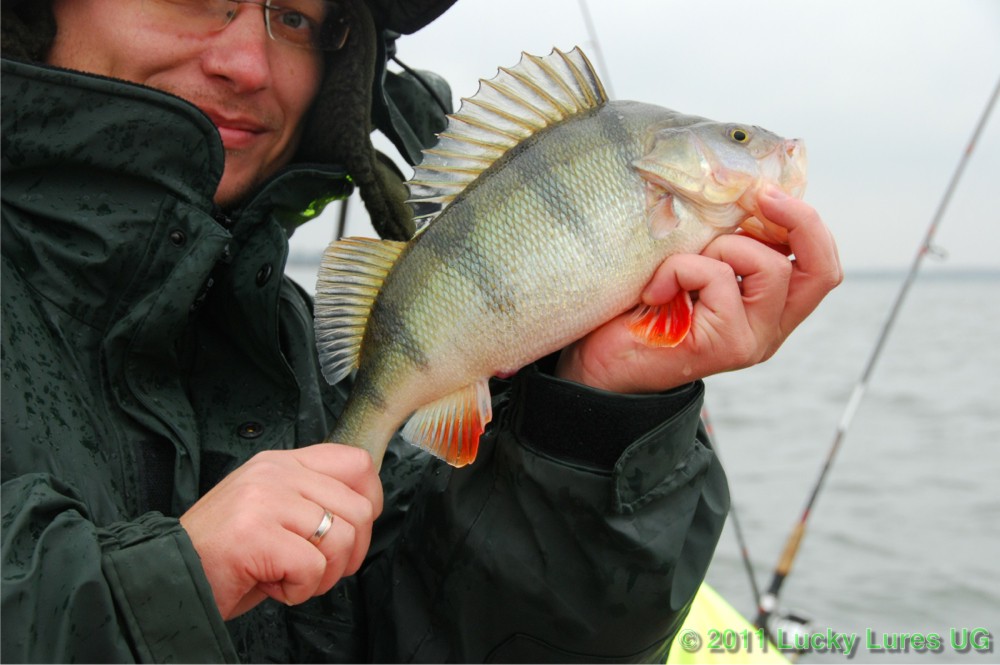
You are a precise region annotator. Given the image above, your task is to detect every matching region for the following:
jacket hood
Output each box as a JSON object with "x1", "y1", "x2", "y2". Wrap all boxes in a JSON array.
[{"x1": 0, "y1": 0, "x2": 457, "y2": 241}]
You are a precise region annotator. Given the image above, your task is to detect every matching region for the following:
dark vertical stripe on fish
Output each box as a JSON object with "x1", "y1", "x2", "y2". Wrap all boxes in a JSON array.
[
  {"x1": 418, "y1": 202, "x2": 520, "y2": 318},
  {"x1": 594, "y1": 105, "x2": 636, "y2": 157},
  {"x1": 354, "y1": 380, "x2": 387, "y2": 412},
  {"x1": 369, "y1": 296, "x2": 431, "y2": 372},
  {"x1": 511, "y1": 130, "x2": 593, "y2": 238}
]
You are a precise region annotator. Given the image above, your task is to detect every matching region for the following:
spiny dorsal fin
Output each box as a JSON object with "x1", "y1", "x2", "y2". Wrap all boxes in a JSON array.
[
  {"x1": 314, "y1": 237, "x2": 407, "y2": 385},
  {"x1": 407, "y1": 47, "x2": 608, "y2": 229},
  {"x1": 400, "y1": 378, "x2": 493, "y2": 467}
]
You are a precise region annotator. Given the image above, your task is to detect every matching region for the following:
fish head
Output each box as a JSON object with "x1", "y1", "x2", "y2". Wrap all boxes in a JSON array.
[{"x1": 634, "y1": 120, "x2": 807, "y2": 244}]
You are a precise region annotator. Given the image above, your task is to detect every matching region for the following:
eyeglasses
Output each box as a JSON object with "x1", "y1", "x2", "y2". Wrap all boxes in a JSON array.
[{"x1": 142, "y1": 0, "x2": 351, "y2": 51}]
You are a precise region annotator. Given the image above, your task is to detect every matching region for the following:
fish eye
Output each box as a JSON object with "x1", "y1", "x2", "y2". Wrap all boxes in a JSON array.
[{"x1": 730, "y1": 128, "x2": 750, "y2": 143}]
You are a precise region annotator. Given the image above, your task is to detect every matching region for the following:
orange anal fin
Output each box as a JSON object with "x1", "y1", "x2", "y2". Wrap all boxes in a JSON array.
[
  {"x1": 627, "y1": 291, "x2": 693, "y2": 347},
  {"x1": 400, "y1": 379, "x2": 493, "y2": 467}
]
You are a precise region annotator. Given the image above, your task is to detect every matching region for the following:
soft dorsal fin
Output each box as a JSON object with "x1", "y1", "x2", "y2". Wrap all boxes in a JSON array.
[
  {"x1": 407, "y1": 47, "x2": 608, "y2": 229},
  {"x1": 314, "y1": 237, "x2": 407, "y2": 385}
]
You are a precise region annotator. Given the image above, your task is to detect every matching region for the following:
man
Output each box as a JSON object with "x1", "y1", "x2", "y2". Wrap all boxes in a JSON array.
[{"x1": 1, "y1": 0, "x2": 842, "y2": 662}]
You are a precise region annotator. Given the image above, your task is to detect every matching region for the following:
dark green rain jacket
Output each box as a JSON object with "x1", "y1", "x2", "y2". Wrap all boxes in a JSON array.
[{"x1": 1, "y1": 14, "x2": 729, "y2": 665}]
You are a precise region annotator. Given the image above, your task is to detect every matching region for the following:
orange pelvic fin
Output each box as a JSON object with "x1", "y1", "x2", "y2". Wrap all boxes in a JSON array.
[
  {"x1": 627, "y1": 291, "x2": 693, "y2": 347},
  {"x1": 401, "y1": 379, "x2": 493, "y2": 467}
]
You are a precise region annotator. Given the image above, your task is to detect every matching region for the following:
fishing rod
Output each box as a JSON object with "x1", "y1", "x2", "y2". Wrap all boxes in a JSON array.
[
  {"x1": 576, "y1": 0, "x2": 616, "y2": 100},
  {"x1": 754, "y1": 74, "x2": 1000, "y2": 636},
  {"x1": 335, "y1": 191, "x2": 351, "y2": 240},
  {"x1": 700, "y1": 408, "x2": 763, "y2": 609}
]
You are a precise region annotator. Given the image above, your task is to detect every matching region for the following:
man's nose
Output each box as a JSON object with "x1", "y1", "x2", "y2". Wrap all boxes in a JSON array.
[{"x1": 201, "y1": 5, "x2": 272, "y2": 92}]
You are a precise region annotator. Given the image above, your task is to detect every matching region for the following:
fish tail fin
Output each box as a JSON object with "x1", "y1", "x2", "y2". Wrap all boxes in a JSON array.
[
  {"x1": 627, "y1": 291, "x2": 694, "y2": 348},
  {"x1": 314, "y1": 237, "x2": 407, "y2": 385},
  {"x1": 401, "y1": 379, "x2": 493, "y2": 467}
]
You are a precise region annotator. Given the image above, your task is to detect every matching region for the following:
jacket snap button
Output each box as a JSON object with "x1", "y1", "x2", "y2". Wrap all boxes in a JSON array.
[
  {"x1": 255, "y1": 263, "x2": 273, "y2": 286},
  {"x1": 169, "y1": 229, "x2": 187, "y2": 246},
  {"x1": 237, "y1": 422, "x2": 264, "y2": 439}
]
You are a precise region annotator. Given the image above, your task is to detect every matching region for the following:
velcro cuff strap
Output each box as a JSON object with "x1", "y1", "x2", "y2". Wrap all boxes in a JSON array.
[{"x1": 510, "y1": 364, "x2": 703, "y2": 471}]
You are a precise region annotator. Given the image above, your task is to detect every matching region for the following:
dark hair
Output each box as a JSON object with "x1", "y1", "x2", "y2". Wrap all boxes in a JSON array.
[{"x1": 1, "y1": 2, "x2": 57, "y2": 62}]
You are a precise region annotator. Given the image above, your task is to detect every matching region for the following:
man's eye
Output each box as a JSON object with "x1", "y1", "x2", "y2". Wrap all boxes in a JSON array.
[{"x1": 277, "y1": 10, "x2": 310, "y2": 30}]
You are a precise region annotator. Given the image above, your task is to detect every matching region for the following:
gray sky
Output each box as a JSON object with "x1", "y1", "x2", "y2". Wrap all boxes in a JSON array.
[{"x1": 291, "y1": 0, "x2": 1000, "y2": 271}]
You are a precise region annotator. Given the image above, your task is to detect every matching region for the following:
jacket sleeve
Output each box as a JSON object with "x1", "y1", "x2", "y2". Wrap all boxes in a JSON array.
[
  {"x1": 1, "y1": 474, "x2": 237, "y2": 663},
  {"x1": 361, "y1": 365, "x2": 729, "y2": 663}
]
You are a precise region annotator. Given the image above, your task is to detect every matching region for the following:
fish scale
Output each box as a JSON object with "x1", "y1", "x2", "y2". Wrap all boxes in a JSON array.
[{"x1": 315, "y1": 47, "x2": 807, "y2": 468}]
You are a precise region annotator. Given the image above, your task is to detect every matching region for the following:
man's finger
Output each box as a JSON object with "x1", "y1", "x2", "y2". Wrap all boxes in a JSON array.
[
  {"x1": 757, "y1": 189, "x2": 842, "y2": 332},
  {"x1": 700, "y1": 233, "x2": 792, "y2": 341},
  {"x1": 295, "y1": 502, "x2": 371, "y2": 579},
  {"x1": 290, "y1": 444, "x2": 384, "y2": 515},
  {"x1": 641, "y1": 252, "x2": 743, "y2": 317},
  {"x1": 256, "y1": 537, "x2": 328, "y2": 606},
  {"x1": 315, "y1": 516, "x2": 357, "y2": 589},
  {"x1": 294, "y1": 476, "x2": 377, "y2": 540}
]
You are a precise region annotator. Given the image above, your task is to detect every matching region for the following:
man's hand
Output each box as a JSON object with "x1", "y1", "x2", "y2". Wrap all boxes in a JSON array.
[
  {"x1": 555, "y1": 187, "x2": 842, "y2": 393},
  {"x1": 179, "y1": 444, "x2": 383, "y2": 620}
]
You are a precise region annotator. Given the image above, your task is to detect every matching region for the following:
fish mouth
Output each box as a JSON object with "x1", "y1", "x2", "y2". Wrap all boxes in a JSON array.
[
  {"x1": 737, "y1": 138, "x2": 808, "y2": 245},
  {"x1": 774, "y1": 138, "x2": 808, "y2": 198}
]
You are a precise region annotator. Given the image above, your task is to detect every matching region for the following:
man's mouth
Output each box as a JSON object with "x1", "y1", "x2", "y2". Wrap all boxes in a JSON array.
[{"x1": 203, "y1": 109, "x2": 269, "y2": 150}]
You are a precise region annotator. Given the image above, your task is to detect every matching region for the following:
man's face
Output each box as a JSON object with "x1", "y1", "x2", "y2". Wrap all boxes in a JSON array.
[{"x1": 47, "y1": 0, "x2": 325, "y2": 207}]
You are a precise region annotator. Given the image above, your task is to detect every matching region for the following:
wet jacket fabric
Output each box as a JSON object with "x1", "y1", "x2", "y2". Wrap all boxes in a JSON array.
[{"x1": 1, "y1": 57, "x2": 729, "y2": 663}]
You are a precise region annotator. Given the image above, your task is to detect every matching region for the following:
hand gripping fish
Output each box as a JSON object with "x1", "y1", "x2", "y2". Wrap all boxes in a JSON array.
[{"x1": 315, "y1": 47, "x2": 807, "y2": 469}]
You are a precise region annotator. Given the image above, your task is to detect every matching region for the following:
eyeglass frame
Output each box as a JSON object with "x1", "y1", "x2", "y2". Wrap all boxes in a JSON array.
[{"x1": 144, "y1": 0, "x2": 351, "y2": 52}]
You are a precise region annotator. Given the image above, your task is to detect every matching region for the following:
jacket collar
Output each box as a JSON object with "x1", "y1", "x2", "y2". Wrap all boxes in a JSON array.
[
  {"x1": 2, "y1": 58, "x2": 224, "y2": 209},
  {"x1": 1, "y1": 57, "x2": 353, "y2": 232},
  {"x1": 1, "y1": 57, "x2": 351, "y2": 327}
]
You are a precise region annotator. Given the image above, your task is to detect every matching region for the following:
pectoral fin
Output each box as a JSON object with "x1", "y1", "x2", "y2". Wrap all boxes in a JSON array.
[
  {"x1": 627, "y1": 291, "x2": 693, "y2": 347},
  {"x1": 642, "y1": 182, "x2": 680, "y2": 240},
  {"x1": 401, "y1": 379, "x2": 493, "y2": 467}
]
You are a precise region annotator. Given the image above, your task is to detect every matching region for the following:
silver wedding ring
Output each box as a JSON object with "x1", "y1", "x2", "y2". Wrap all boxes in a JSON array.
[{"x1": 308, "y1": 510, "x2": 334, "y2": 546}]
